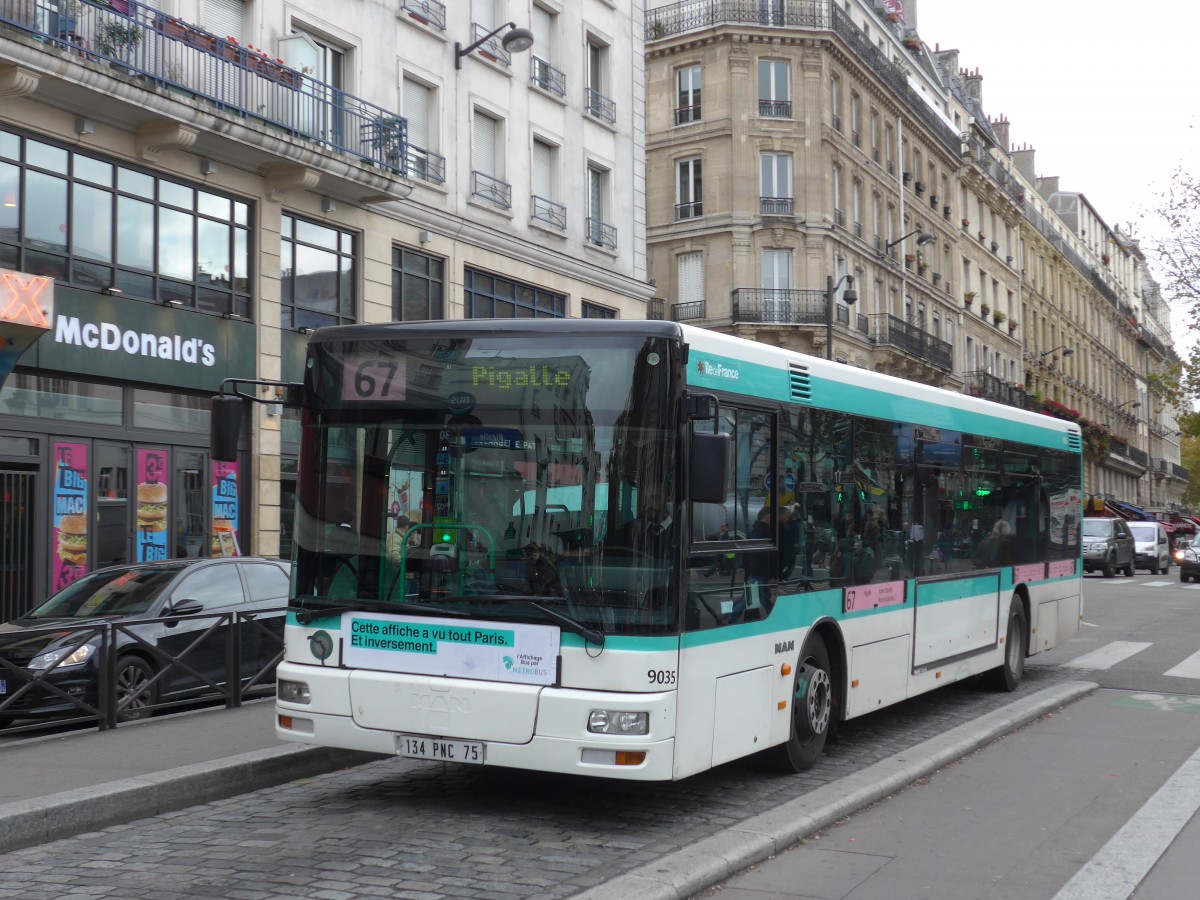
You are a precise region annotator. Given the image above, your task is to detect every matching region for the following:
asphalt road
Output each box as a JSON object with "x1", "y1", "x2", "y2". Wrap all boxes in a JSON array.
[{"x1": 1, "y1": 572, "x2": 1183, "y2": 899}]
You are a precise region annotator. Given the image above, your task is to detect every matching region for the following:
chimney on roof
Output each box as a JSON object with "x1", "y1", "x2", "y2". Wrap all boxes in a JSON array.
[
  {"x1": 990, "y1": 116, "x2": 1010, "y2": 154},
  {"x1": 964, "y1": 67, "x2": 982, "y2": 103},
  {"x1": 1012, "y1": 145, "x2": 1036, "y2": 182},
  {"x1": 934, "y1": 48, "x2": 960, "y2": 80}
]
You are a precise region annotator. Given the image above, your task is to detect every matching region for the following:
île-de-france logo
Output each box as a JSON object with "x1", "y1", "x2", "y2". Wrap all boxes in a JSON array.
[
  {"x1": 696, "y1": 358, "x2": 740, "y2": 381},
  {"x1": 503, "y1": 655, "x2": 514, "y2": 670}
]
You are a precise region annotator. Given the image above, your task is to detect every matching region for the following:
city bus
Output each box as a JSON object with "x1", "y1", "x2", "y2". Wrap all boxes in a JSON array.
[{"x1": 223, "y1": 319, "x2": 1082, "y2": 781}]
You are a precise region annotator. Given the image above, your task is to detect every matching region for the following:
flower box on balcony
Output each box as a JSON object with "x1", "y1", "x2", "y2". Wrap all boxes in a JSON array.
[{"x1": 157, "y1": 16, "x2": 217, "y2": 53}]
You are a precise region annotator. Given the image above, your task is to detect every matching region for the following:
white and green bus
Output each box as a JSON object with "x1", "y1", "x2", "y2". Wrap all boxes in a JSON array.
[{"x1": 238, "y1": 319, "x2": 1082, "y2": 780}]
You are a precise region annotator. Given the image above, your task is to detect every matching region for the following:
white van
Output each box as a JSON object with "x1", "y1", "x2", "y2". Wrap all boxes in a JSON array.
[{"x1": 1127, "y1": 521, "x2": 1171, "y2": 574}]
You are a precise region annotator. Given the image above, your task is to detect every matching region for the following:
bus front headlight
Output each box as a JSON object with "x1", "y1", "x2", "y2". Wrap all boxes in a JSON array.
[
  {"x1": 588, "y1": 709, "x2": 649, "y2": 735},
  {"x1": 278, "y1": 679, "x2": 311, "y2": 704}
]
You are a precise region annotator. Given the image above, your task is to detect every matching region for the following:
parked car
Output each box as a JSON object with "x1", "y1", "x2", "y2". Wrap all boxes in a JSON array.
[
  {"x1": 0, "y1": 558, "x2": 290, "y2": 727},
  {"x1": 1081, "y1": 517, "x2": 1136, "y2": 577},
  {"x1": 1128, "y1": 521, "x2": 1172, "y2": 574},
  {"x1": 1180, "y1": 536, "x2": 1200, "y2": 583}
]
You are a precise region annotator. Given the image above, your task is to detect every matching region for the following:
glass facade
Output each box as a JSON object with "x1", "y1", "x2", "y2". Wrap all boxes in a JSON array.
[
  {"x1": 280, "y1": 214, "x2": 358, "y2": 329},
  {"x1": 464, "y1": 267, "x2": 566, "y2": 319}
]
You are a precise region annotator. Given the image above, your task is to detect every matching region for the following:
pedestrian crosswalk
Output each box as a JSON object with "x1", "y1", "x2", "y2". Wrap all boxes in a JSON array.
[{"x1": 1060, "y1": 640, "x2": 1200, "y2": 680}]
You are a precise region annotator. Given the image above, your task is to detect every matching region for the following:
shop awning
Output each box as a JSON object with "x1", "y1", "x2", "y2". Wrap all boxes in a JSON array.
[{"x1": 1107, "y1": 500, "x2": 1151, "y2": 521}]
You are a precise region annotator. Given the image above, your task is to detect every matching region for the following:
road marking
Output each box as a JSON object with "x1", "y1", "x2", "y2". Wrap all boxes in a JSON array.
[
  {"x1": 1165, "y1": 650, "x2": 1200, "y2": 680},
  {"x1": 1141, "y1": 581, "x2": 1173, "y2": 587},
  {"x1": 1182, "y1": 584, "x2": 1200, "y2": 590},
  {"x1": 1062, "y1": 641, "x2": 1152, "y2": 670},
  {"x1": 1115, "y1": 692, "x2": 1200, "y2": 712},
  {"x1": 1052, "y1": 742, "x2": 1200, "y2": 900}
]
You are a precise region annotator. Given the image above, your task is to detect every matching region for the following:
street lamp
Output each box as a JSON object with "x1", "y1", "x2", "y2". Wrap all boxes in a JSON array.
[
  {"x1": 455, "y1": 22, "x2": 535, "y2": 69},
  {"x1": 1039, "y1": 345, "x2": 1075, "y2": 362},
  {"x1": 825, "y1": 274, "x2": 858, "y2": 361},
  {"x1": 1116, "y1": 400, "x2": 1142, "y2": 414},
  {"x1": 883, "y1": 230, "x2": 935, "y2": 255}
]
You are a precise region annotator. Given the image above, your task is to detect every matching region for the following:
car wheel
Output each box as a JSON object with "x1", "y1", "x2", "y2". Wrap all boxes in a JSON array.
[
  {"x1": 985, "y1": 597, "x2": 1026, "y2": 692},
  {"x1": 1102, "y1": 554, "x2": 1115, "y2": 578},
  {"x1": 764, "y1": 634, "x2": 834, "y2": 773},
  {"x1": 115, "y1": 655, "x2": 158, "y2": 723},
  {"x1": 1149, "y1": 561, "x2": 1159, "y2": 575},
  {"x1": 1124, "y1": 558, "x2": 1135, "y2": 577},
  {"x1": 1182, "y1": 570, "x2": 1190, "y2": 583}
]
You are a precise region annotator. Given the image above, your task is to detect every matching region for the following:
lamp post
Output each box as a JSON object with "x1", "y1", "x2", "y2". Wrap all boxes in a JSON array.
[
  {"x1": 883, "y1": 230, "x2": 935, "y2": 256},
  {"x1": 455, "y1": 22, "x2": 535, "y2": 69},
  {"x1": 825, "y1": 274, "x2": 858, "y2": 361},
  {"x1": 1039, "y1": 345, "x2": 1075, "y2": 363}
]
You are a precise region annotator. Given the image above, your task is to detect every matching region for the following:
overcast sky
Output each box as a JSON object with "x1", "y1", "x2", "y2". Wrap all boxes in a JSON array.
[{"x1": 914, "y1": 0, "x2": 1198, "y2": 348}]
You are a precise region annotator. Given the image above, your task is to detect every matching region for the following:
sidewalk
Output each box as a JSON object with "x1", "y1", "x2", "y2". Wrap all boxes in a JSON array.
[{"x1": 0, "y1": 699, "x2": 381, "y2": 855}]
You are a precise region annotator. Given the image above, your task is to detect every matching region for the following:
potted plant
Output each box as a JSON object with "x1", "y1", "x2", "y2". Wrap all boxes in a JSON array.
[
  {"x1": 990, "y1": 240, "x2": 999, "y2": 253},
  {"x1": 963, "y1": 291, "x2": 976, "y2": 306},
  {"x1": 1008, "y1": 319, "x2": 1019, "y2": 333},
  {"x1": 97, "y1": 18, "x2": 143, "y2": 65},
  {"x1": 977, "y1": 230, "x2": 986, "y2": 242},
  {"x1": 366, "y1": 116, "x2": 404, "y2": 168},
  {"x1": 980, "y1": 302, "x2": 991, "y2": 316},
  {"x1": 993, "y1": 311, "x2": 1007, "y2": 326},
  {"x1": 961, "y1": 217, "x2": 969, "y2": 228},
  {"x1": 57, "y1": 0, "x2": 80, "y2": 36},
  {"x1": 915, "y1": 181, "x2": 926, "y2": 193}
]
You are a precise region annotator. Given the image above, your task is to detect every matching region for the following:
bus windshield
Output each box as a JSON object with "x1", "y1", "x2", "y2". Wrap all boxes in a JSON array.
[{"x1": 291, "y1": 330, "x2": 680, "y2": 636}]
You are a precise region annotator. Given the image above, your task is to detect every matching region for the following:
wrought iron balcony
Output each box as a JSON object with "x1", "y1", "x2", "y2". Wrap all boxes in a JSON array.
[
  {"x1": 963, "y1": 371, "x2": 1032, "y2": 410},
  {"x1": 760, "y1": 197, "x2": 794, "y2": 216},
  {"x1": 531, "y1": 195, "x2": 567, "y2": 230},
  {"x1": 870, "y1": 314, "x2": 952, "y2": 372},
  {"x1": 675, "y1": 200, "x2": 703, "y2": 220},
  {"x1": 466, "y1": 20, "x2": 514, "y2": 66},
  {"x1": 645, "y1": 0, "x2": 960, "y2": 156},
  {"x1": 586, "y1": 216, "x2": 617, "y2": 250},
  {"x1": 732, "y1": 289, "x2": 826, "y2": 325},
  {"x1": 647, "y1": 297, "x2": 666, "y2": 320},
  {"x1": 531, "y1": 57, "x2": 566, "y2": 97},
  {"x1": 675, "y1": 104, "x2": 702, "y2": 124},
  {"x1": 585, "y1": 87, "x2": 617, "y2": 125},
  {"x1": 670, "y1": 300, "x2": 706, "y2": 321},
  {"x1": 759, "y1": 99, "x2": 792, "y2": 118},
  {"x1": 406, "y1": 145, "x2": 446, "y2": 185},
  {"x1": 471, "y1": 171, "x2": 512, "y2": 209},
  {"x1": 0, "y1": 0, "x2": 408, "y2": 175},
  {"x1": 401, "y1": 0, "x2": 446, "y2": 31}
]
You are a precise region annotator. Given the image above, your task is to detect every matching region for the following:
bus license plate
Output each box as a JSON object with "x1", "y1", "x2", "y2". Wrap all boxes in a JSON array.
[{"x1": 397, "y1": 734, "x2": 485, "y2": 764}]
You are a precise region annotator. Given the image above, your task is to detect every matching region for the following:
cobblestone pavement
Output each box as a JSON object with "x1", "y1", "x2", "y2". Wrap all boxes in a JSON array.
[{"x1": 0, "y1": 665, "x2": 1070, "y2": 899}]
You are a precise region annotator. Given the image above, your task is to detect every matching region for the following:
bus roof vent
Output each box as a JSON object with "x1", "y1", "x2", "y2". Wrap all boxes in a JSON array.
[
  {"x1": 1066, "y1": 431, "x2": 1083, "y2": 453},
  {"x1": 789, "y1": 363, "x2": 812, "y2": 403}
]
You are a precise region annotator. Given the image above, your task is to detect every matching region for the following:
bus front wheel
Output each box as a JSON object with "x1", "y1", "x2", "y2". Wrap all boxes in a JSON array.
[{"x1": 766, "y1": 634, "x2": 833, "y2": 773}]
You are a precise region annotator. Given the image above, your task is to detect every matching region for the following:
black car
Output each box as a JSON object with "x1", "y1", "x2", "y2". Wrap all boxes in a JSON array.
[{"x1": 0, "y1": 558, "x2": 290, "y2": 727}]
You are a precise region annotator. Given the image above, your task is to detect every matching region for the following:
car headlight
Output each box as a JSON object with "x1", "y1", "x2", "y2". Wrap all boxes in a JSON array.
[
  {"x1": 29, "y1": 643, "x2": 96, "y2": 670},
  {"x1": 277, "y1": 679, "x2": 311, "y2": 704},
  {"x1": 588, "y1": 709, "x2": 649, "y2": 735}
]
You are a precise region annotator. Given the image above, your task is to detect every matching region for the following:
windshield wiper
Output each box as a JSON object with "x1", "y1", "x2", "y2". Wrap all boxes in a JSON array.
[
  {"x1": 295, "y1": 597, "x2": 472, "y2": 625},
  {"x1": 435, "y1": 594, "x2": 605, "y2": 646}
]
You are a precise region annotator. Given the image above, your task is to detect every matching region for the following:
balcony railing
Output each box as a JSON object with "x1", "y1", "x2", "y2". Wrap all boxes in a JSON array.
[
  {"x1": 1173, "y1": 463, "x2": 1190, "y2": 482},
  {"x1": 467, "y1": 20, "x2": 514, "y2": 65},
  {"x1": 870, "y1": 314, "x2": 953, "y2": 372},
  {"x1": 585, "y1": 87, "x2": 617, "y2": 124},
  {"x1": 675, "y1": 104, "x2": 702, "y2": 124},
  {"x1": 401, "y1": 0, "x2": 446, "y2": 30},
  {"x1": 406, "y1": 145, "x2": 445, "y2": 184},
  {"x1": 760, "y1": 196, "x2": 794, "y2": 216},
  {"x1": 587, "y1": 217, "x2": 617, "y2": 250},
  {"x1": 531, "y1": 57, "x2": 566, "y2": 97},
  {"x1": 731, "y1": 289, "x2": 827, "y2": 326},
  {"x1": 647, "y1": 298, "x2": 666, "y2": 320},
  {"x1": 471, "y1": 171, "x2": 512, "y2": 209},
  {"x1": 646, "y1": 1, "x2": 961, "y2": 156},
  {"x1": 531, "y1": 195, "x2": 567, "y2": 230},
  {"x1": 759, "y1": 98, "x2": 792, "y2": 117},
  {"x1": 671, "y1": 300, "x2": 706, "y2": 321},
  {"x1": 675, "y1": 200, "x2": 703, "y2": 220},
  {"x1": 0, "y1": 0, "x2": 409, "y2": 175}
]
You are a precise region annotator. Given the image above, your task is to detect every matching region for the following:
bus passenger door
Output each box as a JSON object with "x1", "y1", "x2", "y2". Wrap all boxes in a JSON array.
[{"x1": 676, "y1": 408, "x2": 778, "y2": 778}]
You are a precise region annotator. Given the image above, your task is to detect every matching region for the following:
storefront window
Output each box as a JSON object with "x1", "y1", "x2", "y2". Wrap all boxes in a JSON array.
[
  {"x1": 132, "y1": 389, "x2": 211, "y2": 432},
  {"x1": 0, "y1": 374, "x2": 122, "y2": 424},
  {"x1": 0, "y1": 127, "x2": 253, "y2": 316}
]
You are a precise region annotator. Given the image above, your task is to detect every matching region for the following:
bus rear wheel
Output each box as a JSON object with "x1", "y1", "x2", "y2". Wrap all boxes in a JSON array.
[{"x1": 766, "y1": 634, "x2": 833, "y2": 773}]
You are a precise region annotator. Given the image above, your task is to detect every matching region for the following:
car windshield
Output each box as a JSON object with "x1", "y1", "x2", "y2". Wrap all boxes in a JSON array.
[
  {"x1": 1082, "y1": 520, "x2": 1113, "y2": 537},
  {"x1": 27, "y1": 567, "x2": 182, "y2": 619},
  {"x1": 1127, "y1": 523, "x2": 1157, "y2": 540}
]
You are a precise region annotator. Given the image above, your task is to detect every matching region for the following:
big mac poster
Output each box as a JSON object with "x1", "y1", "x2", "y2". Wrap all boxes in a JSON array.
[
  {"x1": 211, "y1": 460, "x2": 240, "y2": 556},
  {"x1": 51, "y1": 441, "x2": 88, "y2": 591},
  {"x1": 136, "y1": 449, "x2": 169, "y2": 562}
]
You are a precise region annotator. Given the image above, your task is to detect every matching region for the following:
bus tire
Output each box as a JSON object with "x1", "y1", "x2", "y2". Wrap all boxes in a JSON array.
[
  {"x1": 986, "y1": 598, "x2": 1026, "y2": 693},
  {"x1": 766, "y1": 635, "x2": 833, "y2": 773}
]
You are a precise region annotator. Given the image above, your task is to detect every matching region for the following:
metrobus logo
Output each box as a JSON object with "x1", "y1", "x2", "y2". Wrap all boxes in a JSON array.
[{"x1": 696, "y1": 358, "x2": 740, "y2": 381}]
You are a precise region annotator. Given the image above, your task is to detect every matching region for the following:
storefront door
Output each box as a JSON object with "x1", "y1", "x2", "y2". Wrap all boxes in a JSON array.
[{"x1": 94, "y1": 442, "x2": 132, "y2": 568}]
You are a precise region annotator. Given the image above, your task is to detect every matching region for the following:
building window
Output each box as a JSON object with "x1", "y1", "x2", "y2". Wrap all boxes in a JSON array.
[
  {"x1": 403, "y1": 77, "x2": 445, "y2": 184},
  {"x1": 531, "y1": 138, "x2": 565, "y2": 229},
  {"x1": 677, "y1": 251, "x2": 704, "y2": 313},
  {"x1": 676, "y1": 157, "x2": 702, "y2": 220},
  {"x1": 280, "y1": 214, "x2": 357, "y2": 329},
  {"x1": 587, "y1": 165, "x2": 616, "y2": 249},
  {"x1": 464, "y1": 268, "x2": 565, "y2": 318},
  {"x1": 760, "y1": 153, "x2": 792, "y2": 215},
  {"x1": 582, "y1": 302, "x2": 616, "y2": 319},
  {"x1": 850, "y1": 92, "x2": 861, "y2": 146},
  {"x1": 0, "y1": 127, "x2": 252, "y2": 316},
  {"x1": 585, "y1": 40, "x2": 616, "y2": 124},
  {"x1": 830, "y1": 74, "x2": 842, "y2": 132},
  {"x1": 530, "y1": 4, "x2": 565, "y2": 97},
  {"x1": 676, "y1": 65, "x2": 701, "y2": 124},
  {"x1": 392, "y1": 246, "x2": 445, "y2": 320},
  {"x1": 757, "y1": 59, "x2": 790, "y2": 117},
  {"x1": 471, "y1": 110, "x2": 511, "y2": 208}
]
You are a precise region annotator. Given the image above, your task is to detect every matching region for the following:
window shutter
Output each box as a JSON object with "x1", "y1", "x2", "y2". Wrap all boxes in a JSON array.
[
  {"x1": 404, "y1": 79, "x2": 431, "y2": 149},
  {"x1": 205, "y1": 0, "x2": 244, "y2": 42},
  {"x1": 678, "y1": 252, "x2": 703, "y2": 305},
  {"x1": 532, "y1": 6, "x2": 553, "y2": 58},
  {"x1": 532, "y1": 140, "x2": 553, "y2": 198},
  {"x1": 472, "y1": 112, "x2": 496, "y2": 176}
]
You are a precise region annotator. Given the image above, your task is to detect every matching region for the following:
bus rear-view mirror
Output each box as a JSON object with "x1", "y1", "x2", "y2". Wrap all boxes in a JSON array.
[
  {"x1": 210, "y1": 395, "x2": 243, "y2": 461},
  {"x1": 690, "y1": 432, "x2": 729, "y2": 505}
]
